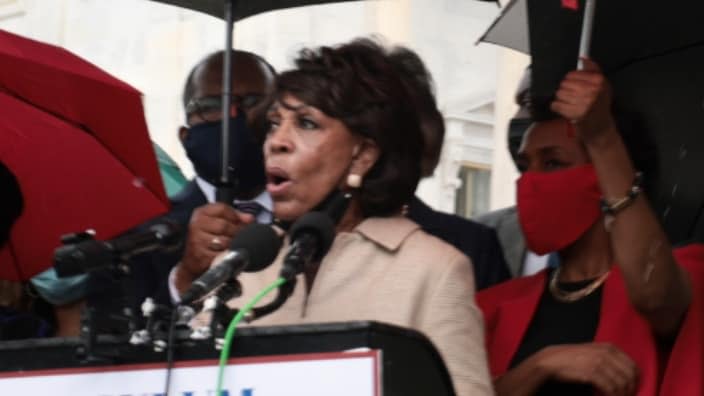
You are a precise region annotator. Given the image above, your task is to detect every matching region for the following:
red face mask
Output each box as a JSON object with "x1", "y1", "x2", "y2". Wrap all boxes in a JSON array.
[{"x1": 516, "y1": 164, "x2": 602, "y2": 255}]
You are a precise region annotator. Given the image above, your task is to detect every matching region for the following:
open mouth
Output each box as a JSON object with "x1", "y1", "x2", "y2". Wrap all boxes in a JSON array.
[{"x1": 266, "y1": 167, "x2": 293, "y2": 196}]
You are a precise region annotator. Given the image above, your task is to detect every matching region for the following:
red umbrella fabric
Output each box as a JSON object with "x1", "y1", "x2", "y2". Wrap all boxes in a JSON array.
[{"x1": 0, "y1": 30, "x2": 169, "y2": 281}]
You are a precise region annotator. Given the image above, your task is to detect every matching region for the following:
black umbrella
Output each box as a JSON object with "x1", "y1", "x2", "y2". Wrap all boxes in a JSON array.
[
  {"x1": 150, "y1": 0, "x2": 363, "y2": 20},
  {"x1": 481, "y1": 0, "x2": 704, "y2": 119},
  {"x1": 480, "y1": 0, "x2": 704, "y2": 244},
  {"x1": 149, "y1": 0, "x2": 365, "y2": 202},
  {"x1": 608, "y1": 46, "x2": 704, "y2": 244}
]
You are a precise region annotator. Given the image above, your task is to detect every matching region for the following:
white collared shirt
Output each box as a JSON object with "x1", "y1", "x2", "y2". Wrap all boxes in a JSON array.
[
  {"x1": 522, "y1": 251, "x2": 551, "y2": 276},
  {"x1": 195, "y1": 176, "x2": 273, "y2": 224}
]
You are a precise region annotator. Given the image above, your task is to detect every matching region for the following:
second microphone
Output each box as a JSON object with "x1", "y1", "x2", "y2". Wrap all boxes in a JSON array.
[{"x1": 179, "y1": 223, "x2": 282, "y2": 305}]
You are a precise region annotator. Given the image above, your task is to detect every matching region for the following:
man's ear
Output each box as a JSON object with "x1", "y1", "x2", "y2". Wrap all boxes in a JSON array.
[
  {"x1": 349, "y1": 138, "x2": 380, "y2": 179},
  {"x1": 178, "y1": 126, "x2": 189, "y2": 144}
]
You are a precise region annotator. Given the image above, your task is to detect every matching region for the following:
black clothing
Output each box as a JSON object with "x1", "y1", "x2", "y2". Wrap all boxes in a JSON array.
[
  {"x1": 509, "y1": 269, "x2": 603, "y2": 396},
  {"x1": 86, "y1": 180, "x2": 206, "y2": 326},
  {"x1": 407, "y1": 196, "x2": 511, "y2": 290}
]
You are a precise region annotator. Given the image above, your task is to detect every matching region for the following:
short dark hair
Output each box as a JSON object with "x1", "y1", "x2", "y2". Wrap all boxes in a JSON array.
[
  {"x1": 269, "y1": 38, "x2": 424, "y2": 217},
  {"x1": 388, "y1": 46, "x2": 444, "y2": 178},
  {"x1": 0, "y1": 161, "x2": 23, "y2": 247},
  {"x1": 512, "y1": 68, "x2": 658, "y2": 184},
  {"x1": 181, "y1": 50, "x2": 276, "y2": 112}
]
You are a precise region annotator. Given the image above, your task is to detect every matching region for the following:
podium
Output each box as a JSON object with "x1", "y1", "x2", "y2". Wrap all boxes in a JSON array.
[{"x1": 0, "y1": 321, "x2": 455, "y2": 395}]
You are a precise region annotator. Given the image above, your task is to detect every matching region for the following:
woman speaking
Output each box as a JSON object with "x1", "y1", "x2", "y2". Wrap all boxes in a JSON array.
[{"x1": 220, "y1": 39, "x2": 493, "y2": 396}]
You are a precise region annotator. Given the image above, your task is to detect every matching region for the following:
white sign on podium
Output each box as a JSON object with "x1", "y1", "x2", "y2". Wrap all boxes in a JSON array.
[{"x1": 0, "y1": 350, "x2": 381, "y2": 396}]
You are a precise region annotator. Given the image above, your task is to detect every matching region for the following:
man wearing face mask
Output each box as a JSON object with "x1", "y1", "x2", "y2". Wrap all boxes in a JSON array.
[
  {"x1": 87, "y1": 50, "x2": 276, "y2": 316},
  {"x1": 168, "y1": 50, "x2": 275, "y2": 301},
  {"x1": 173, "y1": 49, "x2": 274, "y2": 227}
]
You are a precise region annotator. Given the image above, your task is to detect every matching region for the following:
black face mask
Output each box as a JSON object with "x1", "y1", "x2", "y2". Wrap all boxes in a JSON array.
[{"x1": 182, "y1": 112, "x2": 266, "y2": 195}]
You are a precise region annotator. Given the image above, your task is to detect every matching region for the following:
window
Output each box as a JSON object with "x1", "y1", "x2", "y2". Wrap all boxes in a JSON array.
[{"x1": 455, "y1": 164, "x2": 491, "y2": 218}]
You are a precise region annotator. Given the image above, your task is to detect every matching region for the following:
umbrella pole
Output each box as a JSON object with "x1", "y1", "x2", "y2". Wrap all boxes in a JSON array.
[
  {"x1": 577, "y1": 0, "x2": 596, "y2": 70},
  {"x1": 216, "y1": 0, "x2": 236, "y2": 203}
]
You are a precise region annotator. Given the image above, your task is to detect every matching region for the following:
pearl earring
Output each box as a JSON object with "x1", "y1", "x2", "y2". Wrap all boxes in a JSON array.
[{"x1": 347, "y1": 174, "x2": 362, "y2": 188}]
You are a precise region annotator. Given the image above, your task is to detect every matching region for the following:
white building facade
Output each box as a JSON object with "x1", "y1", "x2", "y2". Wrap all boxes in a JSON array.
[{"x1": 0, "y1": 0, "x2": 527, "y2": 215}]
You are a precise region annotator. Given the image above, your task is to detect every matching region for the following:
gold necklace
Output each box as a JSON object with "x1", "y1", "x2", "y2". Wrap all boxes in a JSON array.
[{"x1": 549, "y1": 266, "x2": 610, "y2": 303}]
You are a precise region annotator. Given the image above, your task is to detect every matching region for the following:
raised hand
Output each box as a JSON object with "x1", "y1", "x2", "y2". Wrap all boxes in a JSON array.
[
  {"x1": 550, "y1": 58, "x2": 616, "y2": 143},
  {"x1": 174, "y1": 203, "x2": 255, "y2": 294}
]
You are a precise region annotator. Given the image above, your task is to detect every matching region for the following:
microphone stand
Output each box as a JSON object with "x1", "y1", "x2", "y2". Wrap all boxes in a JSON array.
[
  {"x1": 223, "y1": 231, "x2": 320, "y2": 324},
  {"x1": 223, "y1": 230, "x2": 316, "y2": 325},
  {"x1": 79, "y1": 262, "x2": 137, "y2": 363},
  {"x1": 225, "y1": 193, "x2": 350, "y2": 324},
  {"x1": 209, "y1": 279, "x2": 242, "y2": 346}
]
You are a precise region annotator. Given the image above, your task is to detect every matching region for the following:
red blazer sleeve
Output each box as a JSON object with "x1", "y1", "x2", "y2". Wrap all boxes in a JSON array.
[
  {"x1": 660, "y1": 244, "x2": 704, "y2": 395},
  {"x1": 476, "y1": 273, "x2": 546, "y2": 378}
]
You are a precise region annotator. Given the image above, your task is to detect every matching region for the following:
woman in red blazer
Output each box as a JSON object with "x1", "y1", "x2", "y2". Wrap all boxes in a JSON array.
[{"x1": 477, "y1": 59, "x2": 700, "y2": 396}]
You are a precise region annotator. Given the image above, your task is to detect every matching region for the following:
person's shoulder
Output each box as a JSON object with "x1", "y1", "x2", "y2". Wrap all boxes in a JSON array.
[
  {"x1": 356, "y1": 215, "x2": 470, "y2": 269},
  {"x1": 408, "y1": 197, "x2": 494, "y2": 238},
  {"x1": 476, "y1": 270, "x2": 545, "y2": 307},
  {"x1": 674, "y1": 243, "x2": 704, "y2": 267},
  {"x1": 474, "y1": 206, "x2": 518, "y2": 228},
  {"x1": 673, "y1": 243, "x2": 704, "y2": 282},
  {"x1": 166, "y1": 179, "x2": 206, "y2": 225},
  {"x1": 436, "y1": 210, "x2": 495, "y2": 234},
  {"x1": 403, "y1": 221, "x2": 473, "y2": 267},
  {"x1": 169, "y1": 179, "x2": 203, "y2": 207}
]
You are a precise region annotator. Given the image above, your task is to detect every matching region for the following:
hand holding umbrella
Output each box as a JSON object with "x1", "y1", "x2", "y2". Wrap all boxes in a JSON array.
[{"x1": 550, "y1": 58, "x2": 615, "y2": 144}]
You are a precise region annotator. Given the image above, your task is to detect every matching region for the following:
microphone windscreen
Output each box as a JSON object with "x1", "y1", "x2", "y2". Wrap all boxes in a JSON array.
[
  {"x1": 289, "y1": 212, "x2": 336, "y2": 259},
  {"x1": 230, "y1": 223, "x2": 282, "y2": 272},
  {"x1": 54, "y1": 240, "x2": 112, "y2": 277}
]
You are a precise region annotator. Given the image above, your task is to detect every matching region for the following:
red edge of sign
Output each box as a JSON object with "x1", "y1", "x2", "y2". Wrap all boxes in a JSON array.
[{"x1": 0, "y1": 350, "x2": 381, "y2": 380}]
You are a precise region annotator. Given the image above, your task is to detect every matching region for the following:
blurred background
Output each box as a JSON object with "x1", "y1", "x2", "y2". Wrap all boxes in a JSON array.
[{"x1": 0, "y1": 0, "x2": 529, "y2": 218}]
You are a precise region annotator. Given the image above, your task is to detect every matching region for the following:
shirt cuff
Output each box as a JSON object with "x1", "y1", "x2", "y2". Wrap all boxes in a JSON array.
[{"x1": 168, "y1": 265, "x2": 182, "y2": 305}]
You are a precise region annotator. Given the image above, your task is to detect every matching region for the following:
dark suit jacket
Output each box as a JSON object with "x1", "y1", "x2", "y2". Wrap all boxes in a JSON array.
[
  {"x1": 407, "y1": 196, "x2": 511, "y2": 290},
  {"x1": 87, "y1": 180, "x2": 206, "y2": 316}
]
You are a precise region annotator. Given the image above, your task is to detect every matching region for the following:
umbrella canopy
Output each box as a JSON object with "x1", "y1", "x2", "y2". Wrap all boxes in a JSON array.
[
  {"x1": 149, "y1": 0, "x2": 370, "y2": 202},
  {"x1": 608, "y1": 45, "x2": 704, "y2": 244},
  {"x1": 479, "y1": 0, "x2": 704, "y2": 244},
  {"x1": 481, "y1": 0, "x2": 704, "y2": 119},
  {"x1": 149, "y1": 0, "x2": 364, "y2": 20},
  {"x1": 0, "y1": 30, "x2": 170, "y2": 280}
]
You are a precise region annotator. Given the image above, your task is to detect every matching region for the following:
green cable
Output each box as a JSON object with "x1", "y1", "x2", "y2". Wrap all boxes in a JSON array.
[{"x1": 216, "y1": 276, "x2": 287, "y2": 396}]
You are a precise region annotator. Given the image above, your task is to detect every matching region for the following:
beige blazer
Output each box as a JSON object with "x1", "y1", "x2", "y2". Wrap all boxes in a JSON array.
[{"x1": 218, "y1": 216, "x2": 494, "y2": 396}]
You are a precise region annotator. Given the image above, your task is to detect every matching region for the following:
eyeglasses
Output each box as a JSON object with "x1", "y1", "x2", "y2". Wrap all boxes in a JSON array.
[{"x1": 185, "y1": 94, "x2": 263, "y2": 124}]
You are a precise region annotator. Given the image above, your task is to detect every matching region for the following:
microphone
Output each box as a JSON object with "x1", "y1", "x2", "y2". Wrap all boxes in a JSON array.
[
  {"x1": 238, "y1": 212, "x2": 334, "y2": 324},
  {"x1": 279, "y1": 211, "x2": 336, "y2": 281},
  {"x1": 180, "y1": 223, "x2": 282, "y2": 305},
  {"x1": 54, "y1": 221, "x2": 182, "y2": 277}
]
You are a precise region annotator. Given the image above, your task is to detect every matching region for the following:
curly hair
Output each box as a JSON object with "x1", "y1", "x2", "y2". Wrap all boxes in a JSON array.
[
  {"x1": 387, "y1": 46, "x2": 444, "y2": 178},
  {"x1": 265, "y1": 39, "x2": 424, "y2": 217}
]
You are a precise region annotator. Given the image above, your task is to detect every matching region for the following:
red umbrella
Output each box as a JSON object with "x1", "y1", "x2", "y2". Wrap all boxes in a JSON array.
[{"x1": 0, "y1": 29, "x2": 170, "y2": 281}]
